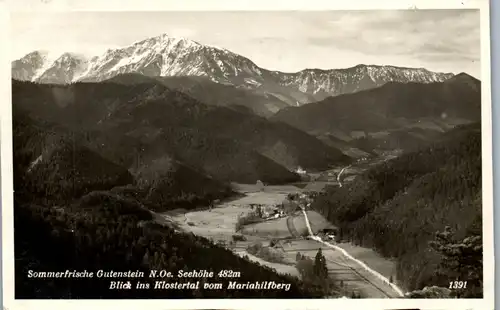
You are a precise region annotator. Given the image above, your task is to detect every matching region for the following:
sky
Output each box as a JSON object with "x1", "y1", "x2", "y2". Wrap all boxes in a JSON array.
[{"x1": 11, "y1": 10, "x2": 481, "y2": 77}]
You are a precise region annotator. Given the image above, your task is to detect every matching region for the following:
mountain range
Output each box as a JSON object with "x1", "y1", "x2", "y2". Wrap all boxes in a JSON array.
[
  {"x1": 272, "y1": 72, "x2": 481, "y2": 154},
  {"x1": 12, "y1": 32, "x2": 481, "y2": 160},
  {"x1": 12, "y1": 33, "x2": 455, "y2": 106}
]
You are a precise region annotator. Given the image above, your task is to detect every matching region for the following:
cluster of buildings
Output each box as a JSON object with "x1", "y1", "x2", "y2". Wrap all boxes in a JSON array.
[
  {"x1": 252, "y1": 191, "x2": 320, "y2": 221},
  {"x1": 285, "y1": 192, "x2": 316, "y2": 209},
  {"x1": 251, "y1": 203, "x2": 286, "y2": 220},
  {"x1": 295, "y1": 166, "x2": 307, "y2": 175}
]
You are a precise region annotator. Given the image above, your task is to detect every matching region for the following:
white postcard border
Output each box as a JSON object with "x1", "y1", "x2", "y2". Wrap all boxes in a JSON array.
[{"x1": 1, "y1": 1, "x2": 493, "y2": 309}]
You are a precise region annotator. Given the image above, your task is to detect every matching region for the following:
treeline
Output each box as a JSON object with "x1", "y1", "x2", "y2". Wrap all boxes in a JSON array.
[
  {"x1": 311, "y1": 123, "x2": 483, "y2": 296},
  {"x1": 349, "y1": 127, "x2": 442, "y2": 154}
]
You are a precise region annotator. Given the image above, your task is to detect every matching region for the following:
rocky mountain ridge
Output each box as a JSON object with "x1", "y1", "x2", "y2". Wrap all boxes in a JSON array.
[{"x1": 12, "y1": 34, "x2": 455, "y2": 105}]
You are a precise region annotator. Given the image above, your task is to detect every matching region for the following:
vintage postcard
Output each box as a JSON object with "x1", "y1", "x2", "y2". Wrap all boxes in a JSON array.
[{"x1": 1, "y1": 0, "x2": 494, "y2": 309}]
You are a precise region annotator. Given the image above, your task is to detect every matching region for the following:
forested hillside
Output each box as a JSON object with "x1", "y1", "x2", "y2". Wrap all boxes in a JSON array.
[
  {"x1": 13, "y1": 80, "x2": 349, "y2": 184},
  {"x1": 105, "y1": 73, "x2": 290, "y2": 117},
  {"x1": 13, "y1": 111, "x2": 330, "y2": 298},
  {"x1": 11, "y1": 73, "x2": 355, "y2": 298},
  {"x1": 347, "y1": 127, "x2": 444, "y2": 155},
  {"x1": 15, "y1": 193, "x2": 326, "y2": 298},
  {"x1": 272, "y1": 73, "x2": 481, "y2": 141},
  {"x1": 311, "y1": 123, "x2": 482, "y2": 296},
  {"x1": 13, "y1": 110, "x2": 234, "y2": 210}
]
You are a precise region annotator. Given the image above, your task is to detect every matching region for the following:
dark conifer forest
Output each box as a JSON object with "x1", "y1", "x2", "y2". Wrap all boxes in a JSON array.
[{"x1": 311, "y1": 123, "x2": 483, "y2": 296}]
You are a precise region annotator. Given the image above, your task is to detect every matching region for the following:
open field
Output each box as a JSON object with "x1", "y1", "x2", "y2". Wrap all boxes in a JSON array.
[
  {"x1": 293, "y1": 210, "x2": 336, "y2": 234},
  {"x1": 335, "y1": 242, "x2": 398, "y2": 282},
  {"x1": 166, "y1": 175, "x2": 401, "y2": 298},
  {"x1": 280, "y1": 239, "x2": 399, "y2": 298},
  {"x1": 165, "y1": 204, "x2": 249, "y2": 242},
  {"x1": 234, "y1": 250, "x2": 301, "y2": 278},
  {"x1": 301, "y1": 181, "x2": 337, "y2": 192},
  {"x1": 241, "y1": 217, "x2": 292, "y2": 238},
  {"x1": 232, "y1": 183, "x2": 304, "y2": 194},
  {"x1": 164, "y1": 190, "x2": 289, "y2": 242},
  {"x1": 162, "y1": 157, "x2": 405, "y2": 298}
]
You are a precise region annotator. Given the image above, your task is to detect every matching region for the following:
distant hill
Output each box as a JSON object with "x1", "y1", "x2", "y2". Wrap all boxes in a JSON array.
[
  {"x1": 13, "y1": 110, "x2": 133, "y2": 202},
  {"x1": 114, "y1": 156, "x2": 236, "y2": 212},
  {"x1": 316, "y1": 134, "x2": 376, "y2": 159},
  {"x1": 12, "y1": 79, "x2": 349, "y2": 185},
  {"x1": 311, "y1": 123, "x2": 482, "y2": 294},
  {"x1": 105, "y1": 73, "x2": 289, "y2": 117},
  {"x1": 13, "y1": 111, "x2": 234, "y2": 209},
  {"x1": 272, "y1": 73, "x2": 481, "y2": 144},
  {"x1": 347, "y1": 126, "x2": 444, "y2": 155}
]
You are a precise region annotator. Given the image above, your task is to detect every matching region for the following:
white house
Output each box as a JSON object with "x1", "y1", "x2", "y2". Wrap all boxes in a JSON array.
[{"x1": 295, "y1": 166, "x2": 307, "y2": 174}]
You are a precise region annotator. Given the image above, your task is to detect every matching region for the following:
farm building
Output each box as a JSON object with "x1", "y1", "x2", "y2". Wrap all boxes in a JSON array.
[
  {"x1": 256, "y1": 180, "x2": 265, "y2": 191},
  {"x1": 295, "y1": 166, "x2": 307, "y2": 174},
  {"x1": 318, "y1": 227, "x2": 339, "y2": 241},
  {"x1": 271, "y1": 209, "x2": 285, "y2": 218},
  {"x1": 319, "y1": 228, "x2": 339, "y2": 235}
]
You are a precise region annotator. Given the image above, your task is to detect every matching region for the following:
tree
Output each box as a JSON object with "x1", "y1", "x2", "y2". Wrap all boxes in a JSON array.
[
  {"x1": 256, "y1": 206, "x2": 263, "y2": 218},
  {"x1": 313, "y1": 248, "x2": 328, "y2": 280},
  {"x1": 296, "y1": 257, "x2": 314, "y2": 281},
  {"x1": 142, "y1": 250, "x2": 150, "y2": 265},
  {"x1": 429, "y1": 226, "x2": 483, "y2": 297}
]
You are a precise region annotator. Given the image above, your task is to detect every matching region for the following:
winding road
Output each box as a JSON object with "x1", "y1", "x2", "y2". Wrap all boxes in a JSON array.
[
  {"x1": 337, "y1": 165, "x2": 351, "y2": 188},
  {"x1": 298, "y1": 166, "x2": 405, "y2": 297},
  {"x1": 300, "y1": 208, "x2": 404, "y2": 297}
]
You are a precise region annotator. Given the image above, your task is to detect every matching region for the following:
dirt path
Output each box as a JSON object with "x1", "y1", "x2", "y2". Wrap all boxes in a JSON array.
[
  {"x1": 280, "y1": 208, "x2": 397, "y2": 298},
  {"x1": 337, "y1": 165, "x2": 352, "y2": 188}
]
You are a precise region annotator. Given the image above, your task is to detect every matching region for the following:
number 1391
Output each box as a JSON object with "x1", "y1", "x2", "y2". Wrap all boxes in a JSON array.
[{"x1": 449, "y1": 281, "x2": 467, "y2": 289}]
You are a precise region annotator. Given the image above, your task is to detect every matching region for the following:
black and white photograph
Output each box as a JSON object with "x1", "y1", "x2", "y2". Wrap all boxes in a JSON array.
[{"x1": 2, "y1": 0, "x2": 494, "y2": 308}]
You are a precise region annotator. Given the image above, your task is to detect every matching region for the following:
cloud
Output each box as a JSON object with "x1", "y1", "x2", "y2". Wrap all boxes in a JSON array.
[
  {"x1": 301, "y1": 10, "x2": 479, "y2": 54},
  {"x1": 290, "y1": 9, "x2": 480, "y2": 75}
]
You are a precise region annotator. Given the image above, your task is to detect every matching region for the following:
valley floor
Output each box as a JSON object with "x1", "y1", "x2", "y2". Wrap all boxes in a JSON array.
[{"x1": 163, "y1": 179, "x2": 401, "y2": 298}]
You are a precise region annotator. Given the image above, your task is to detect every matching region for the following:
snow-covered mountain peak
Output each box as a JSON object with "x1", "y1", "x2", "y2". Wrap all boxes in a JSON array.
[
  {"x1": 12, "y1": 50, "x2": 60, "y2": 81},
  {"x1": 127, "y1": 33, "x2": 203, "y2": 54},
  {"x1": 16, "y1": 50, "x2": 53, "y2": 65},
  {"x1": 21, "y1": 50, "x2": 48, "y2": 60},
  {"x1": 12, "y1": 33, "x2": 457, "y2": 103}
]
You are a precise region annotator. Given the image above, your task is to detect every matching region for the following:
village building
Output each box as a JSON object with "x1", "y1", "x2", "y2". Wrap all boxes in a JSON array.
[
  {"x1": 255, "y1": 180, "x2": 265, "y2": 191},
  {"x1": 295, "y1": 166, "x2": 307, "y2": 175},
  {"x1": 318, "y1": 227, "x2": 339, "y2": 241}
]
